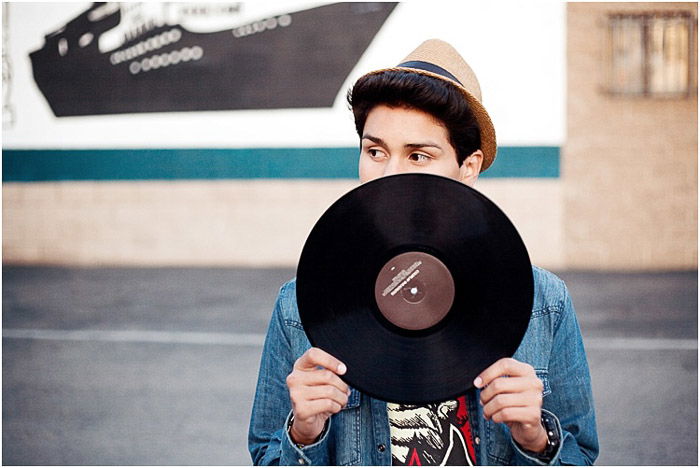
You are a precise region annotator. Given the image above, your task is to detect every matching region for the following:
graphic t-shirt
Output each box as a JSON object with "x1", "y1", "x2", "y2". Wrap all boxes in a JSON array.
[{"x1": 387, "y1": 395, "x2": 476, "y2": 466}]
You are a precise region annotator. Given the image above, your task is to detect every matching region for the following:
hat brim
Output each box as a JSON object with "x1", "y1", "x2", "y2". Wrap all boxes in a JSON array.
[{"x1": 361, "y1": 67, "x2": 497, "y2": 172}]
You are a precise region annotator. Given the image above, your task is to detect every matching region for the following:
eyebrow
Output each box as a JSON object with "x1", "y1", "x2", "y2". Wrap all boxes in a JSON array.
[{"x1": 362, "y1": 134, "x2": 444, "y2": 151}]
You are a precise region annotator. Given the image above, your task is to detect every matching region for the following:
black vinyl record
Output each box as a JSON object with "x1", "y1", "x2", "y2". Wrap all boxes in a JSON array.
[{"x1": 296, "y1": 173, "x2": 533, "y2": 404}]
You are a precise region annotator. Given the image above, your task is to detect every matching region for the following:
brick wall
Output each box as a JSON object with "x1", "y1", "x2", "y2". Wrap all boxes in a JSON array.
[
  {"x1": 2, "y1": 181, "x2": 356, "y2": 266},
  {"x1": 2, "y1": 179, "x2": 563, "y2": 268},
  {"x1": 565, "y1": 2, "x2": 698, "y2": 269}
]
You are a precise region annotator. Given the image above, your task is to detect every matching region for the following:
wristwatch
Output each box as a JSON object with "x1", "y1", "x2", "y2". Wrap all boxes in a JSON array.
[
  {"x1": 287, "y1": 414, "x2": 327, "y2": 449},
  {"x1": 523, "y1": 412, "x2": 561, "y2": 462},
  {"x1": 287, "y1": 414, "x2": 307, "y2": 449}
]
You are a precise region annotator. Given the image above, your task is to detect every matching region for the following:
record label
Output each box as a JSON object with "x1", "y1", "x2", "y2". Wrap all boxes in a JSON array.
[{"x1": 374, "y1": 251, "x2": 455, "y2": 330}]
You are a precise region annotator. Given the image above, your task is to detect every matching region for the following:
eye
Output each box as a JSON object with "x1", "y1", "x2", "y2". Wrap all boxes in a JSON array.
[
  {"x1": 366, "y1": 148, "x2": 386, "y2": 160},
  {"x1": 408, "y1": 153, "x2": 431, "y2": 163}
]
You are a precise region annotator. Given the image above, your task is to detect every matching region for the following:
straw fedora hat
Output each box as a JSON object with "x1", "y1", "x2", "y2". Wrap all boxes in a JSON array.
[{"x1": 360, "y1": 39, "x2": 497, "y2": 172}]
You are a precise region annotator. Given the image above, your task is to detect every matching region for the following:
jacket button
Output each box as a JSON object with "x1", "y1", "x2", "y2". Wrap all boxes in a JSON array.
[
  {"x1": 475, "y1": 437, "x2": 480, "y2": 445},
  {"x1": 377, "y1": 444, "x2": 386, "y2": 452}
]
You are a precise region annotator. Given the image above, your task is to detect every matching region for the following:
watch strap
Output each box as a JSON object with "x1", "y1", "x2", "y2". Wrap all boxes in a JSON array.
[{"x1": 523, "y1": 411, "x2": 561, "y2": 462}]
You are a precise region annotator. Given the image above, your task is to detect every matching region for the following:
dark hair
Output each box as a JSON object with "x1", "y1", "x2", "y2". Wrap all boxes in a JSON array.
[{"x1": 347, "y1": 70, "x2": 481, "y2": 165}]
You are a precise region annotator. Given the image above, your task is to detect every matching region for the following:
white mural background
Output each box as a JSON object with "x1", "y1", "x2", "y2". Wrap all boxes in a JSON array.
[{"x1": 3, "y1": 1, "x2": 564, "y2": 149}]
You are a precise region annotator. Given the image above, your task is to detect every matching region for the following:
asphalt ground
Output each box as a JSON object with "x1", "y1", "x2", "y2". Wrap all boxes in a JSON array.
[{"x1": 2, "y1": 267, "x2": 697, "y2": 465}]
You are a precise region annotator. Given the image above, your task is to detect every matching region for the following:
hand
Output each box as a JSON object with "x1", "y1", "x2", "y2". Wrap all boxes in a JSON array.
[
  {"x1": 286, "y1": 347, "x2": 349, "y2": 445},
  {"x1": 474, "y1": 358, "x2": 547, "y2": 453}
]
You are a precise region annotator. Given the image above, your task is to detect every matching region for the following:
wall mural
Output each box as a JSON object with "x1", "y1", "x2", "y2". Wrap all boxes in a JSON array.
[
  {"x1": 29, "y1": 2, "x2": 397, "y2": 117},
  {"x1": 3, "y1": 3, "x2": 15, "y2": 128},
  {"x1": 5, "y1": 1, "x2": 565, "y2": 182}
]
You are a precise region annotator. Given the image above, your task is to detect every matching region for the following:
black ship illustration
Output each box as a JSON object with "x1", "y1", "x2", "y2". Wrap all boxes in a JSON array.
[{"x1": 29, "y1": 2, "x2": 397, "y2": 117}]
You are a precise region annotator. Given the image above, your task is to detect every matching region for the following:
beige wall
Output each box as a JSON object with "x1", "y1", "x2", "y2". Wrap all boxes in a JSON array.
[
  {"x1": 2, "y1": 179, "x2": 564, "y2": 269},
  {"x1": 565, "y1": 2, "x2": 698, "y2": 269},
  {"x1": 2, "y1": 180, "x2": 355, "y2": 267}
]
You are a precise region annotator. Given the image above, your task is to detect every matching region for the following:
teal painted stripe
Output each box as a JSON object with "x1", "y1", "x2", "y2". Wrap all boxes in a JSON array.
[
  {"x1": 489, "y1": 146, "x2": 560, "y2": 178},
  {"x1": 2, "y1": 146, "x2": 559, "y2": 182}
]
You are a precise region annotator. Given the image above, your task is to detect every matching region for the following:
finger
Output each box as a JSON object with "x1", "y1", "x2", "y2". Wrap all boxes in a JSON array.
[
  {"x1": 293, "y1": 398, "x2": 345, "y2": 421},
  {"x1": 287, "y1": 368, "x2": 350, "y2": 395},
  {"x1": 482, "y1": 392, "x2": 541, "y2": 420},
  {"x1": 295, "y1": 384, "x2": 349, "y2": 409},
  {"x1": 480, "y1": 376, "x2": 543, "y2": 404},
  {"x1": 474, "y1": 358, "x2": 535, "y2": 388},
  {"x1": 488, "y1": 406, "x2": 542, "y2": 426},
  {"x1": 294, "y1": 347, "x2": 347, "y2": 375}
]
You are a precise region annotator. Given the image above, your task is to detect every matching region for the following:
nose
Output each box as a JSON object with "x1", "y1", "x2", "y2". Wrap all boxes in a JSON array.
[{"x1": 382, "y1": 156, "x2": 401, "y2": 177}]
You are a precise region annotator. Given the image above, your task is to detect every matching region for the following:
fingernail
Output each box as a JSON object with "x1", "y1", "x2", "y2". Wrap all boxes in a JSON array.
[
  {"x1": 474, "y1": 376, "x2": 483, "y2": 388},
  {"x1": 337, "y1": 363, "x2": 347, "y2": 374}
]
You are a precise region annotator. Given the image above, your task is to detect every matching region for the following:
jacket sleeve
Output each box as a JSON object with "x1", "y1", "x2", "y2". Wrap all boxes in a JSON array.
[
  {"x1": 247, "y1": 282, "x2": 332, "y2": 466},
  {"x1": 512, "y1": 285, "x2": 600, "y2": 465}
]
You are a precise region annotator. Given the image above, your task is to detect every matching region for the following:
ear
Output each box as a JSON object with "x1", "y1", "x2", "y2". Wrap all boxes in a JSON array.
[{"x1": 458, "y1": 150, "x2": 483, "y2": 186}]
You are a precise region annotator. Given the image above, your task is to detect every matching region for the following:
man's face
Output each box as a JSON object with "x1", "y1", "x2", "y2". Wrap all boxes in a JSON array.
[{"x1": 358, "y1": 104, "x2": 482, "y2": 185}]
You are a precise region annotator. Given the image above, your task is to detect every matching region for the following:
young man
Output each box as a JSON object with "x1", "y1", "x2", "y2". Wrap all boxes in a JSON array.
[{"x1": 249, "y1": 39, "x2": 599, "y2": 466}]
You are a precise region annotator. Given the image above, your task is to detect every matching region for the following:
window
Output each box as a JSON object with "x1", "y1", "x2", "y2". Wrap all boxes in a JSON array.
[{"x1": 608, "y1": 12, "x2": 695, "y2": 97}]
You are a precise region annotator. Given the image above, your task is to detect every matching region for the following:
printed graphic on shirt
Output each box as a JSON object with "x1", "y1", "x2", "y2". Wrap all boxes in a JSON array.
[{"x1": 388, "y1": 395, "x2": 475, "y2": 466}]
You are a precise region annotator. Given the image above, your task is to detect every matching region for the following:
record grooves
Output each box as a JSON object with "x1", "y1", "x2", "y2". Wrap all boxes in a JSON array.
[{"x1": 297, "y1": 173, "x2": 533, "y2": 404}]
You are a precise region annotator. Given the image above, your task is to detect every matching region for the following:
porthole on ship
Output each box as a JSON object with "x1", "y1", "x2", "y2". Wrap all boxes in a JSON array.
[{"x1": 29, "y1": 2, "x2": 398, "y2": 117}]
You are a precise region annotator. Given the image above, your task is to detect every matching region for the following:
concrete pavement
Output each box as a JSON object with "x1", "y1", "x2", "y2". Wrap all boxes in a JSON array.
[{"x1": 3, "y1": 267, "x2": 697, "y2": 465}]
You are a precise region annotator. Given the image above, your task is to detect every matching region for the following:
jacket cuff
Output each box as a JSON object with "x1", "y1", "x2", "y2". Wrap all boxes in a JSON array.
[
  {"x1": 510, "y1": 409, "x2": 564, "y2": 465},
  {"x1": 280, "y1": 411, "x2": 332, "y2": 465}
]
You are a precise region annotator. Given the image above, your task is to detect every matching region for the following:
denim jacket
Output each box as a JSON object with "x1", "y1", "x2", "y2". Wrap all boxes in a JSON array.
[{"x1": 249, "y1": 266, "x2": 599, "y2": 465}]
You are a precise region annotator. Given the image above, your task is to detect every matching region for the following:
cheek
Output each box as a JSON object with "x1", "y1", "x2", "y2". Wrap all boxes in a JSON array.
[{"x1": 428, "y1": 158, "x2": 462, "y2": 180}]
